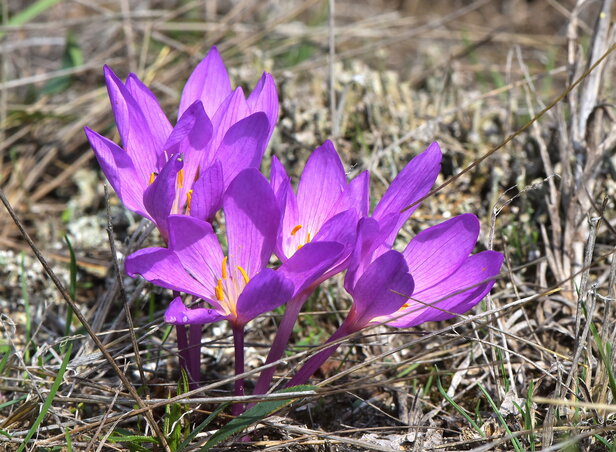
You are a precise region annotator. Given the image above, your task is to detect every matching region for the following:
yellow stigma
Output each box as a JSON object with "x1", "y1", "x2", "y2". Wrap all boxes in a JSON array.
[
  {"x1": 186, "y1": 189, "x2": 193, "y2": 214},
  {"x1": 221, "y1": 256, "x2": 228, "y2": 279},
  {"x1": 215, "y1": 279, "x2": 224, "y2": 301},
  {"x1": 237, "y1": 266, "x2": 250, "y2": 284},
  {"x1": 291, "y1": 225, "x2": 302, "y2": 236},
  {"x1": 148, "y1": 172, "x2": 157, "y2": 185},
  {"x1": 177, "y1": 169, "x2": 185, "y2": 188}
]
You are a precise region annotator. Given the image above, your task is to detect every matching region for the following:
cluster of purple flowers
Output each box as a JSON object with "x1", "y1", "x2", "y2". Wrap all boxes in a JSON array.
[{"x1": 86, "y1": 47, "x2": 503, "y2": 413}]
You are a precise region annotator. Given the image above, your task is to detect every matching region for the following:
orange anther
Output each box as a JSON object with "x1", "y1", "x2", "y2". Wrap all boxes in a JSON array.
[
  {"x1": 215, "y1": 279, "x2": 224, "y2": 301},
  {"x1": 221, "y1": 256, "x2": 228, "y2": 279},
  {"x1": 237, "y1": 266, "x2": 250, "y2": 284}
]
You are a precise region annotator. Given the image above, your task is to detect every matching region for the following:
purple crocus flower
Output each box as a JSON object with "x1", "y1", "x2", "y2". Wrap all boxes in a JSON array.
[
  {"x1": 287, "y1": 214, "x2": 503, "y2": 387},
  {"x1": 123, "y1": 168, "x2": 345, "y2": 328},
  {"x1": 344, "y1": 141, "x2": 443, "y2": 289},
  {"x1": 125, "y1": 169, "x2": 343, "y2": 408},
  {"x1": 253, "y1": 141, "x2": 364, "y2": 395},
  {"x1": 84, "y1": 47, "x2": 278, "y2": 240}
]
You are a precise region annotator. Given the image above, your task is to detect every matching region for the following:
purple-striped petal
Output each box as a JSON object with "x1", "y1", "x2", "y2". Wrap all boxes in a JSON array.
[
  {"x1": 165, "y1": 297, "x2": 226, "y2": 325},
  {"x1": 84, "y1": 127, "x2": 147, "y2": 217},
  {"x1": 143, "y1": 153, "x2": 183, "y2": 240},
  {"x1": 346, "y1": 251, "x2": 414, "y2": 329},
  {"x1": 103, "y1": 66, "x2": 160, "y2": 183},
  {"x1": 311, "y1": 209, "x2": 360, "y2": 276},
  {"x1": 223, "y1": 169, "x2": 279, "y2": 278},
  {"x1": 387, "y1": 250, "x2": 504, "y2": 328},
  {"x1": 213, "y1": 112, "x2": 269, "y2": 186},
  {"x1": 125, "y1": 247, "x2": 209, "y2": 299},
  {"x1": 344, "y1": 217, "x2": 382, "y2": 292},
  {"x1": 347, "y1": 170, "x2": 370, "y2": 217},
  {"x1": 270, "y1": 156, "x2": 290, "y2": 199},
  {"x1": 125, "y1": 73, "x2": 172, "y2": 153},
  {"x1": 278, "y1": 241, "x2": 344, "y2": 296},
  {"x1": 247, "y1": 72, "x2": 278, "y2": 140},
  {"x1": 403, "y1": 214, "x2": 479, "y2": 293},
  {"x1": 372, "y1": 142, "x2": 442, "y2": 246},
  {"x1": 209, "y1": 87, "x2": 250, "y2": 152},
  {"x1": 167, "y1": 215, "x2": 224, "y2": 297},
  {"x1": 178, "y1": 46, "x2": 232, "y2": 119},
  {"x1": 296, "y1": 141, "x2": 347, "y2": 234},
  {"x1": 189, "y1": 160, "x2": 224, "y2": 221},
  {"x1": 163, "y1": 101, "x2": 213, "y2": 203},
  {"x1": 234, "y1": 269, "x2": 294, "y2": 325}
]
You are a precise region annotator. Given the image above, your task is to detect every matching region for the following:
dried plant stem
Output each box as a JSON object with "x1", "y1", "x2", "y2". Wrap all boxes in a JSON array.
[
  {"x1": 0, "y1": 186, "x2": 172, "y2": 452},
  {"x1": 104, "y1": 185, "x2": 148, "y2": 397},
  {"x1": 400, "y1": 40, "x2": 616, "y2": 215}
]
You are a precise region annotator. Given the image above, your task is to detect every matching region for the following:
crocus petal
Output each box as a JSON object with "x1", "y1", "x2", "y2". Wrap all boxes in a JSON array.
[
  {"x1": 103, "y1": 66, "x2": 160, "y2": 183},
  {"x1": 125, "y1": 73, "x2": 172, "y2": 153},
  {"x1": 311, "y1": 209, "x2": 360, "y2": 276},
  {"x1": 165, "y1": 297, "x2": 226, "y2": 325},
  {"x1": 344, "y1": 217, "x2": 382, "y2": 292},
  {"x1": 189, "y1": 160, "x2": 224, "y2": 221},
  {"x1": 270, "y1": 156, "x2": 290, "y2": 199},
  {"x1": 84, "y1": 127, "x2": 147, "y2": 217},
  {"x1": 403, "y1": 214, "x2": 480, "y2": 293},
  {"x1": 387, "y1": 250, "x2": 504, "y2": 328},
  {"x1": 296, "y1": 141, "x2": 347, "y2": 234},
  {"x1": 209, "y1": 87, "x2": 250, "y2": 152},
  {"x1": 234, "y1": 269, "x2": 294, "y2": 325},
  {"x1": 125, "y1": 247, "x2": 209, "y2": 299},
  {"x1": 178, "y1": 46, "x2": 232, "y2": 119},
  {"x1": 167, "y1": 215, "x2": 224, "y2": 297},
  {"x1": 224, "y1": 169, "x2": 280, "y2": 278},
  {"x1": 347, "y1": 170, "x2": 370, "y2": 217},
  {"x1": 247, "y1": 72, "x2": 278, "y2": 140},
  {"x1": 163, "y1": 101, "x2": 213, "y2": 202},
  {"x1": 372, "y1": 142, "x2": 442, "y2": 246},
  {"x1": 213, "y1": 112, "x2": 269, "y2": 186},
  {"x1": 277, "y1": 180, "x2": 301, "y2": 260},
  {"x1": 347, "y1": 250, "x2": 414, "y2": 328},
  {"x1": 143, "y1": 153, "x2": 183, "y2": 240},
  {"x1": 278, "y1": 241, "x2": 344, "y2": 296}
]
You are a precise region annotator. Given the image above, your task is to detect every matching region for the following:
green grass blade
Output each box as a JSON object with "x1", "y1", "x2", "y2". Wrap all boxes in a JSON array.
[
  {"x1": 64, "y1": 427, "x2": 73, "y2": 452},
  {"x1": 202, "y1": 385, "x2": 317, "y2": 450},
  {"x1": 16, "y1": 343, "x2": 73, "y2": 452},
  {"x1": 63, "y1": 235, "x2": 77, "y2": 338},
  {"x1": 478, "y1": 383, "x2": 523, "y2": 452},
  {"x1": 437, "y1": 374, "x2": 485, "y2": 437},
  {"x1": 1, "y1": 0, "x2": 63, "y2": 39},
  {"x1": 177, "y1": 402, "x2": 229, "y2": 451}
]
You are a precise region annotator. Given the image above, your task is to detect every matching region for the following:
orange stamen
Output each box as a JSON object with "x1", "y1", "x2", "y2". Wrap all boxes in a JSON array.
[
  {"x1": 306, "y1": 232, "x2": 312, "y2": 243},
  {"x1": 186, "y1": 190, "x2": 193, "y2": 214},
  {"x1": 215, "y1": 279, "x2": 224, "y2": 301},
  {"x1": 148, "y1": 172, "x2": 157, "y2": 185},
  {"x1": 237, "y1": 266, "x2": 250, "y2": 284},
  {"x1": 291, "y1": 225, "x2": 302, "y2": 236},
  {"x1": 221, "y1": 256, "x2": 228, "y2": 279},
  {"x1": 177, "y1": 169, "x2": 185, "y2": 188}
]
